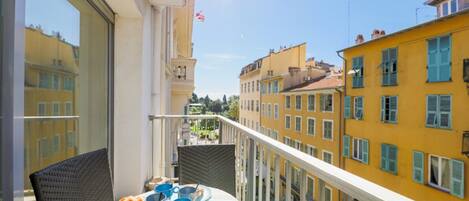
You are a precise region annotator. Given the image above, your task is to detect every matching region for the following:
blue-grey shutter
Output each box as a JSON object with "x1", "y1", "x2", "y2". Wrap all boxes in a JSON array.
[
  {"x1": 380, "y1": 96, "x2": 385, "y2": 121},
  {"x1": 388, "y1": 145, "x2": 397, "y2": 174},
  {"x1": 343, "y1": 135, "x2": 350, "y2": 158},
  {"x1": 320, "y1": 95, "x2": 325, "y2": 111},
  {"x1": 382, "y1": 49, "x2": 390, "y2": 85},
  {"x1": 381, "y1": 144, "x2": 388, "y2": 170},
  {"x1": 438, "y1": 36, "x2": 451, "y2": 81},
  {"x1": 439, "y1": 95, "x2": 451, "y2": 128},
  {"x1": 344, "y1": 96, "x2": 351, "y2": 118},
  {"x1": 427, "y1": 38, "x2": 439, "y2": 82},
  {"x1": 412, "y1": 151, "x2": 424, "y2": 184},
  {"x1": 390, "y1": 96, "x2": 398, "y2": 122},
  {"x1": 362, "y1": 139, "x2": 369, "y2": 164},
  {"x1": 450, "y1": 159, "x2": 464, "y2": 198},
  {"x1": 426, "y1": 95, "x2": 438, "y2": 127},
  {"x1": 390, "y1": 48, "x2": 398, "y2": 85}
]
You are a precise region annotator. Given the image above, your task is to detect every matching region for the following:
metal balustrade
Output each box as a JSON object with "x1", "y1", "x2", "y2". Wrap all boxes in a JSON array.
[{"x1": 149, "y1": 115, "x2": 413, "y2": 201}]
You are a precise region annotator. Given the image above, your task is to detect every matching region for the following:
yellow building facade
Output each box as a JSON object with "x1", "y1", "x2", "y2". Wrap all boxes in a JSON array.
[{"x1": 340, "y1": 9, "x2": 469, "y2": 201}]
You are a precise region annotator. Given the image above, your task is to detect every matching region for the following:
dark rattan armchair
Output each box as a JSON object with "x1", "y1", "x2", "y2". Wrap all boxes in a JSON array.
[
  {"x1": 177, "y1": 144, "x2": 236, "y2": 197},
  {"x1": 29, "y1": 148, "x2": 114, "y2": 201}
]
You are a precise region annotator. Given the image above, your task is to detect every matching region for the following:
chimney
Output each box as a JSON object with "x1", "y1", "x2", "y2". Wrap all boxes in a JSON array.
[
  {"x1": 355, "y1": 34, "x2": 365, "y2": 45},
  {"x1": 371, "y1": 29, "x2": 386, "y2": 39},
  {"x1": 288, "y1": 67, "x2": 300, "y2": 76}
]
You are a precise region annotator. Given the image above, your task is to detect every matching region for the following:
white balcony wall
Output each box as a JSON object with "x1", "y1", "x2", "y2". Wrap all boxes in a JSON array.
[{"x1": 106, "y1": 0, "x2": 176, "y2": 198}]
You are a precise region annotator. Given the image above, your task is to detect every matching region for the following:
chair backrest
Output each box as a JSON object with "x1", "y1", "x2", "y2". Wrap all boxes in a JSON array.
[
  {"x1": 29, "y1": 148, "x2": 114, "y2": 201},
  {"x1": 178, "y1": 144, "x2": 236, "y2": 196}
]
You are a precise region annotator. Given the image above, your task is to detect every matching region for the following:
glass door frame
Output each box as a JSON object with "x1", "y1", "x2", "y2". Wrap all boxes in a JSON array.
[{"x1": 1, "y1": 0, "x2": 115, "y2": 199}]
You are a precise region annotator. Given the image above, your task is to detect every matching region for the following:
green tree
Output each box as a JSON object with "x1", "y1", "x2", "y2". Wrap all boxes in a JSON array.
[
  {"x1": 211, "y1": 99, "x2": 223, "y2": 114},
  {"x1": 227, "y1": 98, "x2": 239, "y2": 121},
  {"x1": 190, "y1": 93, "x2": 198, "y2": 103}
]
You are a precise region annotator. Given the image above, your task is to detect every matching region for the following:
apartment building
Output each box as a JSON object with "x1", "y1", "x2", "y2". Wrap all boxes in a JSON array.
[
  {"x1": 338, "y1": 5, "x2": 469, "y2": 201},
  {"x1": 239, "y1": 59, "x2": 262, "y2": 131}
]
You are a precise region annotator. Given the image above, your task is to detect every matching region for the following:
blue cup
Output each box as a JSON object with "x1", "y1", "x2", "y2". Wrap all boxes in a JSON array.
[
  {"x1": 174, "y1": 198, "x2": 191, "y2": 201},
  {"x1": 178, "y1": 186, "x2": 197, "y2": 199},
  {"x1": 154, "y1": 183, "x2": 179, "y2": 198}
]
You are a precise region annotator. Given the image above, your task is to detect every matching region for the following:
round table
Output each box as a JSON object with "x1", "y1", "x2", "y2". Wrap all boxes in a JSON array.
[{"x1": 141, "y1": 184, "x2": 237, "y2": 201}]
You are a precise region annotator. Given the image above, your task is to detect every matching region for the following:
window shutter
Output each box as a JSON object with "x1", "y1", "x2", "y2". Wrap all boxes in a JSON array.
[
  {"x1": 439, "y1": 95, "x2": 451, "y2": 128},
  {"x1": 362, "y1": 139, "x2": 369, "y2": 164},
  {"x1": 343, "y1": 135, "x2": 350, "y2": 158},
  {"x1": 450, "y1": 159, "x2": 464, "y2": 199},
  {"x1": 382, "y1": 49, "x2": 390, "y2": 85},
  {"x1": 381, "y1": 144, "x2": 388, "y2": 170},
  {"x1": 320, "y1": 95, "x2": 325, "y2": 111},
  {"x1": 390, "y1": 96, "x2": 398, "y2": 122},
  {"x1": 426, "y1": 95, "x2": 438, "y2": 127},
  {"x1": 427, "y1": 38, "x2": 439, "y2": 82},
  {"x1": 438, "y1": 36, "x2": 451, "y2": 81},
  {"x1": 412, "y1": 151, "x2": 424, "y2": 184},
  {"x1": 344, "y1": 96, "x2": 351, "y2": 118},
  {"x1": 389, "y1": 145, "x2": 397, "y2": 174},
  {"x1": 380, "y1": 96, "x2": 385, "y2": 121}
]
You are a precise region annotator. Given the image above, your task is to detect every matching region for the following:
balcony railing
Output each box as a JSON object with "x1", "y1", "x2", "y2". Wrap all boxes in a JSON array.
[{"x1": 149, "y1": 115, "x2": 413, "y2": 201}]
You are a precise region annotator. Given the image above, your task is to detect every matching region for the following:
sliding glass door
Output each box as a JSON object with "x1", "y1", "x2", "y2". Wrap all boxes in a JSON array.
[{"x1": 23, "y1": 0, "x2": 113, "y2": 198}]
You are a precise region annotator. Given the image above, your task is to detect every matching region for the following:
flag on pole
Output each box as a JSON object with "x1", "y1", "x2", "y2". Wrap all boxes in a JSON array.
[{"x1": 195, "y1": 11, "x2": 205, "y2": 22}]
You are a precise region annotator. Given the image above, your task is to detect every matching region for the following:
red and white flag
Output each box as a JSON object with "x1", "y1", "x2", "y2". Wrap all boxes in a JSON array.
[{"x1": 195, "y1": 11, "x2": 205, "y2": 22}]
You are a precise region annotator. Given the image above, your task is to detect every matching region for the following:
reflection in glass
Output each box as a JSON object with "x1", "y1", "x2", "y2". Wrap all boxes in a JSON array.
[{"x1": 24, "y1": 0, "x2": 110, "y2": 197}]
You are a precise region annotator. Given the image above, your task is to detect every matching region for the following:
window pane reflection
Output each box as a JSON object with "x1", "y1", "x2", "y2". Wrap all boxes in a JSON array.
[{"x1": 24, "y1": 0, "x2": 110, "y2": 197}]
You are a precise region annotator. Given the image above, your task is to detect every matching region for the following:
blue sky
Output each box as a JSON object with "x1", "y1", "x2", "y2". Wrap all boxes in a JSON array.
[{"x1": 192, "y1": 0, "x2": 436, "y2": 99}]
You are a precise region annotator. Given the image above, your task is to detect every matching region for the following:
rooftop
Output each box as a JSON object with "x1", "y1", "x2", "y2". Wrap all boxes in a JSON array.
[{"x1": 282, "y1": 74, "x2": 343, "y2": 93}]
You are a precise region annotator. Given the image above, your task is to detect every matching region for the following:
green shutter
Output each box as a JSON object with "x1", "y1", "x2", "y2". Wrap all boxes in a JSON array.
[
  {"x1": 427, "y1": 38, "x2": 439, "y2": 82},
  {"x1": 344, "y1": 96, "x2": 351, "y2": 118},
  {"x1": 343, "y1": 135, "x2": 350, "y2": 158},
  {"x1": 362, "y1": 139, "x2": 369, "y2": 164},
  {"x1": 381, "y1": 144, "x2": 389, "y2": 170},
  {"x1": 450, "y1": 159, "x2": 464, "y2": 198},
  {"x1": 390, "y1": 96, "x2": 398, "y2": 122},
  {"x1": 382, "y1": 49, "x2": 390, "y2": 85},
  {"x1": 426, "y1": 95, "x2": 438, "y2": 127},
  {"x1": 439, "y1": 95, "x2": 451, "y2": 128},
  {"x1": 412, "y1": 151, "x2": 424, "y2": 184},
  {"x1": 438, "y1": 36, "x2": 451, "y2": 81}
]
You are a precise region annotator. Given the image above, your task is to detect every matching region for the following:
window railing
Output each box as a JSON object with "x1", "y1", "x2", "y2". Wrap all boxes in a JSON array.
[{"x1": 149, "y1": 115, "x2": 413, "y2": 201}]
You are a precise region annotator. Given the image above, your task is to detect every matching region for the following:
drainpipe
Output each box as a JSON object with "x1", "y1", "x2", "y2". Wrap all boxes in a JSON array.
[{"x1": 336, "y1": 51, "x2": 347, "y2": 201}]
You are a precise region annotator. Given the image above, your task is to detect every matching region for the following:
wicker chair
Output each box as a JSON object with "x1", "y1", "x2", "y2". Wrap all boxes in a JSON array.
[
  {"x1": 29, "y1": 148, "x2": 114, "y2": 201},
  {"x1": 178, "y1": 144, "x2": 236, "y2": 197}
]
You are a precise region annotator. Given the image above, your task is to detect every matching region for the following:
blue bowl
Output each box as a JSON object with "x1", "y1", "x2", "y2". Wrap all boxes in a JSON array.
[
  {"x1": 146, "y1": 193, "x2": 164, "y2": 201},
  {"x1": 154, "y1": 183, "x2": 176, "y2": 198},
  {"x1": 174, "y1": 198, "x2": 191, "y2": 201}
]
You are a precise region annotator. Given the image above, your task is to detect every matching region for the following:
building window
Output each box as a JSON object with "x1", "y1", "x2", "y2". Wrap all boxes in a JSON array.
[
  {"x1": 65, "y1": 101, "x2": 73, "y2": 116},
  {"x1": 261, "y1": 103, "x2": 265, "y2": 116},
  {"x1": 322, "y1": 120, "x2": 333, "y2": 140},
  {"x1": 429, "y1": 155, "x2": 451, "y2": 191},
  {"x1": 352, "y1": 138, "x2": 369, "y2": 164},
  {"x1": 354, "y1": 96, "x2": 363, "y2": 120},
  {"x1": 307, "y1": 118, "x2": 315, "y2": 136},
  {"x1": 324, "y1": 186, "x2": 332, "y2": 201},
  {"x1": 352, "y1": 56, "x2": 364, "y2": 88},
  {"x1": 293, "y1": 140, "x2": 301, "y2": 150},
  {"x1": 251, "y1": 81, "x2": 254, "y2": 92},
  {"x1": 268, "y1": 104, "x2": 272, "y2": 117},
  {"x1": 305, "y1": 145, "x2": 317, "y2": 157},
  {"x1": 320, "y1": 94, "x2": 333, "y2": 112},
  {"x1": 306, "y1": 176, "x2": 315, "y2": 201},
  {"x1": 64, "y1": 77, "x2": 74, "y2": 91},
  {"x1": 439, "y1": 0, "x2": 458, "y2": 17},
  {"x1": 38, "y1": 138, "x2": 48, "y2": 158},
  {"x1": 38, "y1": 72, "x2": 51, "y2": 89},
  {"x1": 382, "y1": 48, "x2": 398, "y2": 86},
  {"x1": 268, "y1": 82, "x2": 271, "y2": 93},
  {"x1": 295, "y1": 116, "x2": 302, "y2": 132},
  {"x1": 257, "y1": 80, "x2": 260, "y2": 91},
  {"x1": 247, "y1": 82, "x2": 250, "y2": 93},
  {"x1": 283, "y1": 136, "x2": 291, "y2": 146},
  {"x1": 52, "y1": 74, "x2": 60, "y2": 90},
  {"x1": 251, "y1": 100, "x2": 254, "y2": 112},
  {"x1": 256, "y1": 100, "x2": 259, "y2": 112},
  {"x1": 427, "y1": 35, "x2": 451, "y2": 82},
  {"x1": 52, "y1": 102, "x2": 60, "y2": 116},
  {"x1": 271, "y1": 130, "x2": 279, "y2": 140},
  {"x1": 285, "y1": 96, "x2": 291, "y2": 109},
  {"x1": 381, "y1": 96, "x2": 398, "y2": 123},
  {"x1": 307, "y1": 95, "x2": 315, "y2": 111},
  {"x1": 273, "y1": 80, "x2": 279, "y2": 93},
  {"x1": 412, "y1": 151, "x2": 424, "y2": 184},
  {"x1": 426, "y1": 95, "x2": 451, "y2": 128},
  {"x1": 295, "y1": 95, "x2": 301, "y2": 110},
  {"x1": 52, "y1": 135, "x2": 60, "y2": 153},
  {"x1": 274, "y1": 104, "x2": 279, "y2": 119},
  {"x1": 322, "y1": 151, "x2": 333, "y2": 164},
  {"x1": 37, "y1": 102, "x2": 47, "y2": 116},
  {"x1": 343, "y1": 135, "x2": 351, "y2": 158},
  {"x1": 381, "y1": 144, "x2": 398, "y2": 174},
  {"x1": 285, "y1": 115, "x2": 291, "y2": 129}
]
